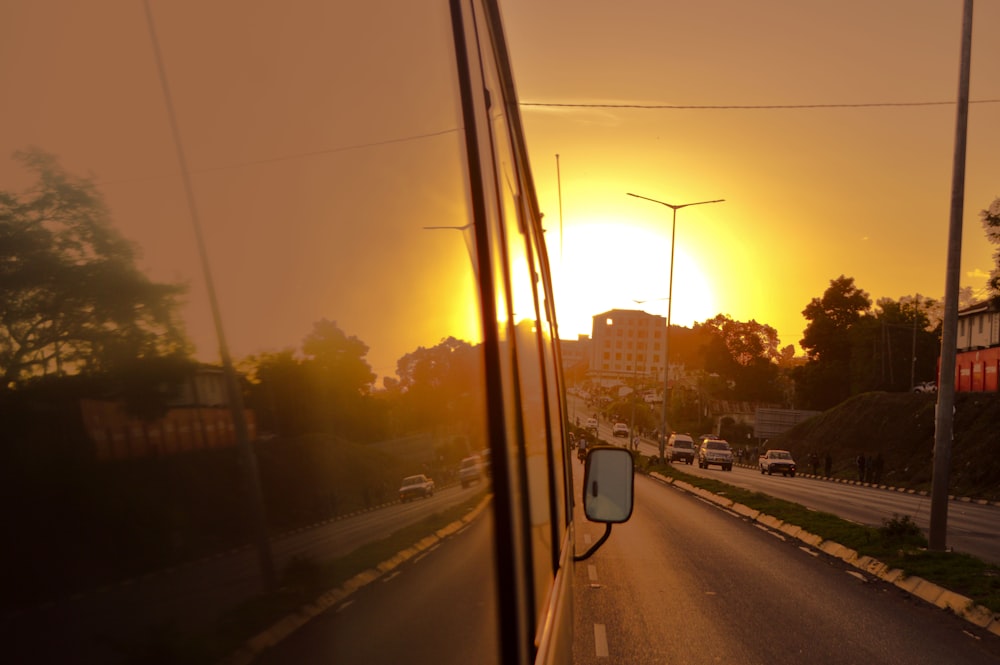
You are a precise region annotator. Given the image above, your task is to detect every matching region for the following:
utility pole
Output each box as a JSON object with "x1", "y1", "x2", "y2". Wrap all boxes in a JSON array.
[{"x1": 930, "y1": 0, "x2": 974, "y2": 552}]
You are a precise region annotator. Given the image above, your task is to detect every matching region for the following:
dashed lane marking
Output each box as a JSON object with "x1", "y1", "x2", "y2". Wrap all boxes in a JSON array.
[{"x1": 594, "y1": 623, "x2": 609, "y2": 657}]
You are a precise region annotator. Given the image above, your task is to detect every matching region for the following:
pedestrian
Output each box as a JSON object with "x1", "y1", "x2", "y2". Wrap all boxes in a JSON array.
[
  {"x1": 856, "y1": 454, "x2": 866, "y2": 482},
  {"x1": 631, "y1": 434, "x2": 640, "y2": 451},
  {"x1": 824, "y1": 452, "x2": 832, "y2": 478}
]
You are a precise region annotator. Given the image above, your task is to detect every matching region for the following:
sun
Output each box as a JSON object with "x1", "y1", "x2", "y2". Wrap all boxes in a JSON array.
[{"x1": 548, "y1": 221, "x2": 717, "y2": 338}]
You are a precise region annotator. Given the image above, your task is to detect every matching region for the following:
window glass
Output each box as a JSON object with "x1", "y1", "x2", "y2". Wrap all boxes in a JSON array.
[
  {"x1": 1, "y1": 2, "x2": 500, "y2": 663},
  {"x1": 467, "y1": 0, "x2": 560, "y2": 631}
]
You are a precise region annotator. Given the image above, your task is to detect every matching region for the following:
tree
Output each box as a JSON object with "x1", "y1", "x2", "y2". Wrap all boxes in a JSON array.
[
  {"x1": 696, "y1": 314, "x2": 783, "y2": 402},
  {"x1": 0, "y1": 149, "x2": 188, "y2": 388},
  {"x1": 980, "y1": 197, "x2": 1000, "y2": 295},
  {"x1": 301, "y1": 318, "x2": 376, "y2": 398},
  {"x1": 796, "y1": 276, "x2": 872, "y2": 409},
  {"x1": 391, "y1": 336, "x2": 483, "y2": 437}
]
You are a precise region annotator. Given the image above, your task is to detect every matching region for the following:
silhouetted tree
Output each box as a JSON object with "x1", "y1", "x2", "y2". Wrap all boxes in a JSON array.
[
  {"x1": 796, "y1": 275, "x2": 872, "y2": 409},
  {"x1": 696, "y1": 314, "x2": 783, "y2": 402},
  {"x1": 391, "y1": 336, "x2": 482, "y2": 437},
  {"x1": 0, "y1": 149, "x2": 188, "y2": 388},
  {"x1": 981, "y1": 197, "x2": 1000, "y2": 295}
]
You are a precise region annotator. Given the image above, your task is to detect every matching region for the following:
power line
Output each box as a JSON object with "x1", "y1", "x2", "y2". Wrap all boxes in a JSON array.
[
  {"x1": 520, "y1": 99, "x2": 1000, "y2": 110},
  {"x1": 94, "y1": 126, "x2": 461, "y2": 188}
]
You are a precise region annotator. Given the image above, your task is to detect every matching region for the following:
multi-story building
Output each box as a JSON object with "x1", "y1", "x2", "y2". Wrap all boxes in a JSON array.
[
  {"x1": 559, "y1": 334, "x2": 592, "y2": 383},
  {"x1": 954, "y1": 297, "x2": 1000, "y2": 392},
  {"x1": 588, "y1": 309, "x2": 671, "y2": 388}
]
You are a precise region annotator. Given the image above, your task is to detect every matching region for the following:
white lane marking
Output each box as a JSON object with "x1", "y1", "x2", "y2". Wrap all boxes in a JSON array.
[
  {"x1": 588, "y1": 564, "x2": 598, "y2": 582},
  {"x1": 382, "y1": 571, "x2": 400, "y2": 583},
  {"x1": 799, "y1": 546, "x2": 819, "y2": 557},
  {"x1": 594, "y1": 623, "x2": 609, "y2": 657},
  {"x1": 336, "y1": 600, "x2": 354, "y2": 613},
  {"x1": 846, "y1": 571, "x2": 866, "y2": 582}
]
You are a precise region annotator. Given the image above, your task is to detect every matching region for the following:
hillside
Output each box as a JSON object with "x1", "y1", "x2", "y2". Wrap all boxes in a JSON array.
[{"x1": 767, "y1": 391, "x2": 1000, "y2": 501}]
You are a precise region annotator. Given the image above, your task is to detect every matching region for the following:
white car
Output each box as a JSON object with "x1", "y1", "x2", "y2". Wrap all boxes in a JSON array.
[
  {"x1": 459, "y1": 456, "x2": 484, "y2": 488},
  {"x1": 666, "y1": 434, "x2": 695, "y2": 464},
  {"x1": 697, "y1": 439, "x2": 733, "y2": 471},
  {"x1": 612, "y1": 423, "x2": 629, "y2": 438},
  {"x1": 399, "y1": 474, "x2": 435, "y2": 502},
  {"x1": 759, "y1": 450, "x2": 797, "y2": 477}
]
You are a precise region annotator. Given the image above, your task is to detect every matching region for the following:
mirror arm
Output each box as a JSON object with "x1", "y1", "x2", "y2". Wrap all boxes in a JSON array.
[{"x1": 573, "y1": 523, "x2": 612, "y2": 562}]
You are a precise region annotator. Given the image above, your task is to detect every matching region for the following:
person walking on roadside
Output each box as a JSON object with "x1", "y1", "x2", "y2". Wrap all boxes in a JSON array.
[
  {"x1": 873, "y1": 452, "x2": 884, "y2": 484},
  {"x1": 856, "y1": 454, "x2": 866, "y2": 482}
]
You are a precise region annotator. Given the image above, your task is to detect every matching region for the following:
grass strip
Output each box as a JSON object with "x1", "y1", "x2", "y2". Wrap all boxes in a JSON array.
[{"x1": 646, "y1": 460, "x2": 1000, "y2": 613}]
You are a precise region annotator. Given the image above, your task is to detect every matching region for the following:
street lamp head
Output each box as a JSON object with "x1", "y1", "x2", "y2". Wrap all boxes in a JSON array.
[{"x1": 627, "y1": 192, "x2": 725, "y2": 210}]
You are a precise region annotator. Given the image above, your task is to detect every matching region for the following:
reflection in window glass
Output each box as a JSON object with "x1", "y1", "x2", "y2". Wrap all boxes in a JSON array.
[
  {"x1": 474, "y1": 8, "x2": 555, "y2": 628},
  {"x1": 1, "y1": 2, "x2": 499, "y2": 663}
]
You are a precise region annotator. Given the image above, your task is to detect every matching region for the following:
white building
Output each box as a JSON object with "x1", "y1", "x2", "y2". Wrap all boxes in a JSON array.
[{"x1": 588, "y1": 309, "x2": 673, "y2": 387}]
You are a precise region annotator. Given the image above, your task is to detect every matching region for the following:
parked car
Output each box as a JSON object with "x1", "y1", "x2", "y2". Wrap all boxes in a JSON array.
[
  {"x1": 399, "y1": 474, "x2": 435, "y2": 502},
  {"x1": 759, "y1": 450, "x2": 797, "y2": 476},
  {"x1": 612, "y1": 422, "x2": 629, "y2": 438},
  {"x1": 665, "y1": 433, "x2": 695, "y2": 464},
  {"x1": 697, "y1": 439, "x2": 733, "y2": 471},
  {"x1": 459, "y1": 456, "x2": 484, "y2": 488}
]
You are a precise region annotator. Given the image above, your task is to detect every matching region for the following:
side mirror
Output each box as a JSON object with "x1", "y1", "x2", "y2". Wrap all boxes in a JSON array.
[
  {"x1": 583, "y1": 446, "x2": 634, "y2": 523},
  {"x1": 574, "y1": 447, "x2": 634, "y2": 562}
]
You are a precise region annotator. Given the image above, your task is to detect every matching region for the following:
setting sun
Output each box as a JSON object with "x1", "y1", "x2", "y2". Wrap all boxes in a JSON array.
[{"x1": 548, "y1": 220, "x2": 717, "y2": 338}]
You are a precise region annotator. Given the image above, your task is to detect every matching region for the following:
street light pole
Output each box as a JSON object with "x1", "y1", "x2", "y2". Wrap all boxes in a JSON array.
[{"x1": 627, "y1": 193, "x2": 724, "y2": 461}]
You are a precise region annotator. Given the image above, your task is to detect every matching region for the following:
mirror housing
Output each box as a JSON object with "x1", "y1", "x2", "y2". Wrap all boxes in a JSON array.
[
  {"x1": 583, "y1": 446, "x2": 634, "y2": 523},
  {"x1": 574, "y1": 446, "x2": 634, "y2": 562}
]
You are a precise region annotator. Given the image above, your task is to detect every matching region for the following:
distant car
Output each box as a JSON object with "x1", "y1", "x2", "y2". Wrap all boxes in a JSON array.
[
  {"x1": 666, "y1": 433, "x2": 695, "y2": 464},
  {"x1": 913, "y1": 381, "x2": 937, "y2": 394},
  {"x1": 612, "y1": 422, "x2": 629, "y2": 438},
  {"x1": 399, "y1": 474, "x2": 435, "y2": 502},
  {"x1": 585, "y1": 417, "x2": 599, "y2": 430},
  {"x1": 697, "y1": 433, "x2": 722, "y2": 447},
  {"x1": 459, "y1": 456, "x2": 484, "y2": 488},
  {"x1": 759, "y1": 450, "x2": 797, "y2": 477},
  {"x1": 698, "y1": 439, "x2": 733, "y2": 471}
]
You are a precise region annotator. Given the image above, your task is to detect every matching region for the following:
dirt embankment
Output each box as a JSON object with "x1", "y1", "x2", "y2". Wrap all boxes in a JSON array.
[{"x1": 768, "y1": 391, "x2": 1000, "y2": 501}]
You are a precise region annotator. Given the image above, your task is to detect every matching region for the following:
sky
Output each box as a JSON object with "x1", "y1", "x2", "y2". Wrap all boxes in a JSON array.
[
  {"x1": 1, "y1": 1, "x2": 998, "y2": 382},
  {"x1": 500, "y1": 0, "x2": 1000, "y2": 349}
]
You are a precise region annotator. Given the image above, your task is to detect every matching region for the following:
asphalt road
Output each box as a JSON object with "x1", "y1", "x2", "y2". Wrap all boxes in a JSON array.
[
  {"x1": 0, "y1": 481, "x2": 485, "y2": 664},
  {"x1": 571, "y1": 471, "x2": 1000, "y2": 664},
  {"x1": 255, "y1": 507, "x2": 500, "y2": 664},
  {"x1": 571, "y1": 404, "x2": 1000, "y2": 567},
  {"x1": 637, "y1": 439, "x2": 1000, "y2": 566}
]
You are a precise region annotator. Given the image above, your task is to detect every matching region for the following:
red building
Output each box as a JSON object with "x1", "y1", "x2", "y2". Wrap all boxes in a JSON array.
[
  {"x1": 953, "y1": 298, "x2": 1000, "y2": 392},
  {"x1": 80, "y1": 365, "x2": 257, "y2": 460}
]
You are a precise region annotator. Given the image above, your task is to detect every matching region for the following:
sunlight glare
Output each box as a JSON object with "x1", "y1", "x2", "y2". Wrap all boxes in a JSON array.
[{"x1": 549, "y1": 221, "x2": 717, "y2": 338}]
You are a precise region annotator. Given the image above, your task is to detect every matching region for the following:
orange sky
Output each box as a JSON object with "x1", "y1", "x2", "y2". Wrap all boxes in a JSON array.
[
  {"x1": 2, "y1": 1, "x2": 998, "y2": 383},
  {"x1": 501, "y1": 0, "x2": 1000, "y2": 349}
]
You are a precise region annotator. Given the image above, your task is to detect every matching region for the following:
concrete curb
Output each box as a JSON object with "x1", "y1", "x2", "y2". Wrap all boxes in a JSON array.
[{"x1": 647, "y1": 471, "x2": 1000, "y2": 637}]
